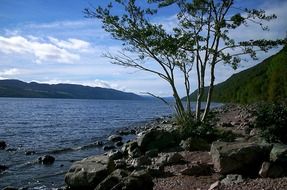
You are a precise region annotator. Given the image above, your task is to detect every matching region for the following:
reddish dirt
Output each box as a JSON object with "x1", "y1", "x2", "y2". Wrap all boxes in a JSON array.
[
  {"x1": 154, "y1": 151, "x2": 220, "y2": 190},
  {"x1": 153, "y1": 104, "x2": 287, "y2": 190}
]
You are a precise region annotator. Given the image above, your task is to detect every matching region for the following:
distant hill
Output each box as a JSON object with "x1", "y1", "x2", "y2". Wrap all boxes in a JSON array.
[
  {"x1": 0, "y1": 79, "x2": 144, "y2": 100},
  {"x1": 186, "y1": 46, "x2": 287, "y2": 104}
]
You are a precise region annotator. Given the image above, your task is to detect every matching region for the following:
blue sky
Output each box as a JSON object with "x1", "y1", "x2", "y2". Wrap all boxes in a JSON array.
[{"x1": 0, "y1": 0, "x2": 286, "y2": 97}]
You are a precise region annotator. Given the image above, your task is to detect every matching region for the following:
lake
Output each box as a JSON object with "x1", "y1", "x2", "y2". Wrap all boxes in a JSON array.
[{"x1": 0, "y1": 98, "x2": 221, "y2": 189}]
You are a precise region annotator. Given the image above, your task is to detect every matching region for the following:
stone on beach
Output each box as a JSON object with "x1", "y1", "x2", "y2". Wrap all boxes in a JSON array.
[
  {"x1": 108, "y1": 150, "x2": 124, "y2": 160},
  {"x1": 259, "y1": 161, "x2": 284, "y2": 178},
  {"x1": 270, "y1": 144, "x2": 287, "y2": 163},
  {"x1": 65, "y1": 155, "x2": 115, "y2": 189},
  {"x1": 38, "y1": 155, "x2": 55, "y2": 165},
  {"x1": 137, "y1": 129, "x2": 176, "y2": 152},
  {"x1": 210, "y1": 141, "x2": 272, "y2": 175},
  {"x1": 155, "y1": 152, "x2": 184, "y2": 167},
  {"x1": 0, "y1": 140, "x2": 7, "y2": 150},
  {"x1": 108, "y1": 135, "x2": 123, "y2": 142},
  {"x1": 103, "y1": 145, "x2": 116, "y2": 151},
  {"x1": 95, "y1": 169, "x2": 130, "y2": 190},
  {"x1": 0, "y1": 164, "x2": 8, "y2": 173},
  {"x1": 180, "y1": 137, "x2": 210, "y2": 151}
]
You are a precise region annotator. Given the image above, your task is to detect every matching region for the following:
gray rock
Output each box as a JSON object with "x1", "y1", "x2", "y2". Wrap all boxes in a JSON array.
[
  {"x1": 108, "y1": 150, "x2": 123, "y2": 160},
  {"x1": 166, "y1": 152, "x2": 184, "y2": 164},
  {"x1": 38, "y1": 155, "x2": 55, "y2": 165},
  {"x1": 0, "y1": 140, "x2": 7, "y2": 150},
  {"x1": 108, "y1": 135, "x2": 122, "y2": 142},
  {"x1": 145, "y1": 149, "x2": 158, "y2": 158},
  {"x1": 137, "y1": 129, "x2": 175, "y2": 152},
  {"x1": 221, "y1": 174, "x2": 243, "y2": 186},
  {"x1": 118, "y1": 129, "x2": 136, "y2": 135},
  {"x1": 208, "y1": 181, "x2": 220, "y2": 190},
  {"x1": 259, "y1": 161, "x2": 284, "y2": 178},
  {"x1": 146, "y1": 165, "x2": 164, "y2": 177},
  {"x1": 121, "y1": 170, "x2": 154, "y2": 190},
  {"x1": 103, "y1": 145, "x2": 116, "y2": 151},
  {"x1": 128, "y1": 147, "x2": 141, "y2": 158},
  {"x1": 0, "y1": 164, "x2": 8, "y2": 173},
  {"x1": 6, "y1": 148, "x2": 17, "y2": 152},
  {"x1": 180, "y1": 137, "x2": 210, "y2": 151},
  {"x1": 95, "y1": 169, "x2": 130, "y2": 190},
  {"x1": 259, "y1": 161, "x2": 270, "y2": 178},
  {"x1": 25, "y1": 150, "x2": 36, "y2": 155},
  {"x1": 270, "y1": 144, "x2": 287, "y2": 163},
  {"x1": 114, "y1": 159, "x2": 127, "y2": 169},
  {"x1": 249, "y1": 128, "x2": 260, "y2": 136},
  {"x1": 156, "y1": 152, "x2": 184, "y2": 166},
  {"x1": 210, "y1": 141, "x2": 272, "y2": 175},
  {"x1": 95, "y1": 141, "x2": 103, "y2": 146},
  {"x1": 131, "y1": 156, "x2": 151, "y2": 168},
  {"x1": 65, "y1": 155, "x2": 115, "y2": 189},
  {"x1": 115, "y1": 141, "x2": 123, "y2": 147},
  {"x1": 122, "y1": 141, "x2": 141, "y2": 158},
  {"x1": 122, "y1": 141, "x2": 137, "y2": 153}
]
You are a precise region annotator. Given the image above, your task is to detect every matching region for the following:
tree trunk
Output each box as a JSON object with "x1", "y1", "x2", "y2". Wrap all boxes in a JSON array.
[
  {"x1": 195, "y1": 59, "x2": 201, "y2": 121},
  {"x1": 171, "y1": 82, "x2": 185, "y2": 118},
  {"x1": 196, "y1": 65, "x2": 205, "y2": 121},
  {"x1": 201, "y1": 63, "x2": 215, "y2": 121}
]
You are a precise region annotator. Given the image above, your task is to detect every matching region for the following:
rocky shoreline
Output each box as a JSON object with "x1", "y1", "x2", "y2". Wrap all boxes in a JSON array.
[{"x1": 2, "y1": 104, "x2": 287, "y2": 190}]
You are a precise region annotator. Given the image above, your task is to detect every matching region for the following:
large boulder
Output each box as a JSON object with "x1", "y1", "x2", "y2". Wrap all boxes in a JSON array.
[
  {"x1": 95, "y1": 169, "x2": 130, "y2": 190},
  {"x1": 96, "y1": 169, "x2": 154, "y2": 190},
  {"x1": 121, "y1": 170, "x2": 154, "y2": 190},
  {"x1": 137, "y1": 129, "x2": 176, "y2": 152},
  {"x1": 65, "y1": 155, "x2": 115, "y2": 189},
  {"x1": 210, "y1": 141, "x2": 272, "y2": 175}
]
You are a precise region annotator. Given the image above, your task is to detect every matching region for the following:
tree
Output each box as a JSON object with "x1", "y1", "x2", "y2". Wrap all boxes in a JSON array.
[
  {"x1": 84, "y1": 0, "x2": 195, "y2": 121},
  {"x1": 149, "y1": 0, "x2": 285, "y2": 121},
  {"x1": 85, "y1": 0, "x2": 285, "y2": 123}
]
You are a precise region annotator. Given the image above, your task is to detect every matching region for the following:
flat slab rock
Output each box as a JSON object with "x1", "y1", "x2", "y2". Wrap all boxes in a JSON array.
[{"x1": 210, "y1": 141, "x2": 272, "y2": 175}]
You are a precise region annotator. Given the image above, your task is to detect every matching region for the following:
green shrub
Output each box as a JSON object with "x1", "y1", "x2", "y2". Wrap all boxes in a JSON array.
[
  {"x1": 174, "y1": 111, "x2": 237, "y2": 143},
  {"x1": 254, "y1": 102, "x2": 287, "y2": 143},
  {"x1": 176, "y1": 119, "x2": 217, "y2": 143}
]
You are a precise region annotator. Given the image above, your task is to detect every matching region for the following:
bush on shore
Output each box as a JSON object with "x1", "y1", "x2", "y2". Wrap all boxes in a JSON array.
[
  {"x1": 254, "y1": 102, "x2": 287, "y2": 144},
  {"x1": 174, "y1": 112, "x2": 237, "y2": 143}
]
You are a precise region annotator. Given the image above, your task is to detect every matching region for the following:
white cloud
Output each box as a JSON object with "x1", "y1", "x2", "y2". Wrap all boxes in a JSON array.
[
  {"x1": 0, "y1": 35, "x2": 82, "y2": 64},
  {"x1": 48, "y1": 37, "x2": 91, "y2": 51},
  {"x1": 0, "y1": 68, "x2": 20, "y2": 76},
  {"x1": 0, "y1": 68, "x2": 21, "y2": 76},
  {"x1": 27, "y1": 20, "x2": 95, "y2": 29}
]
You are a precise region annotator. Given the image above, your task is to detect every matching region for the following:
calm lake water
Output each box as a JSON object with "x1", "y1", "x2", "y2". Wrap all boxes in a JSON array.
[
  {"x1": 0, "y1": 98, "x2": 221, "y2": 189},
  {"x1": 0, "y1": 98, "x2": 174, "y2": 189}
]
